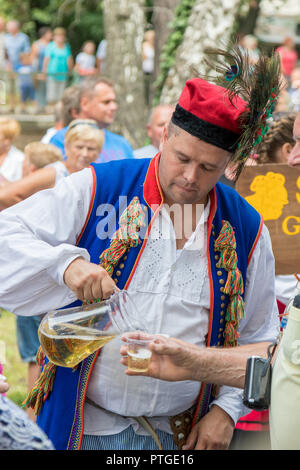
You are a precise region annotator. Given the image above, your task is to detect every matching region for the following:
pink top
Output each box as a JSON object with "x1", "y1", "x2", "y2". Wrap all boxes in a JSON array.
[{"x1": 276, "y1": 46, "x2": 298, "y2": 76}]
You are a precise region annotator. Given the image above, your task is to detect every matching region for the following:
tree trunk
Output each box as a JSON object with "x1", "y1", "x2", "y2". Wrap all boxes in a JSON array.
[
  {"x1": 159, "y1": 0, "x2": 241, "y2": 105},
  {"x1": 236, "y1": 0, "x2": 262, "y2": 36},
  {"x1": 152, "y1": 0, "x2": 181, "y2": 82},
  {"x1": 102, "y1": 0, "x2": 147, "y2": 148}
]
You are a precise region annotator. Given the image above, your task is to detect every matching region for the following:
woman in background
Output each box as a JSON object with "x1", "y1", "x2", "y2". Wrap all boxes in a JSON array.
[
  {"x1": 0, "y1": 118, "x2": 24, "y2": 185},
  {"x1": 0, "y1": 119, "x2": 103, "y2": 210},
  {"x1": 43, "y1": 27, "x2": 73, "y2": 106},
  {"x1": 31, "y1": 27, "x2": 53, "y2": 113}
]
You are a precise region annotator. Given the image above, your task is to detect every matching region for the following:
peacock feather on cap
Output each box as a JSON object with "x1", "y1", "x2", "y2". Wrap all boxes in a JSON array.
[{"x1": 202, "y1": 41, "x2": 282, "y2": 179}]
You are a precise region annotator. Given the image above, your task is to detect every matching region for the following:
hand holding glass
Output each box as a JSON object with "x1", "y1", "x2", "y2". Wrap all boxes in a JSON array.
[{"x1": 125, "y1": 335, "x2": 155, "y2": 372}]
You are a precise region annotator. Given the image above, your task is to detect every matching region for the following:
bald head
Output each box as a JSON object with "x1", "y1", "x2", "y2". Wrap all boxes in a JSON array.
[
  {"x1": 6, "y1": 20, "x2": 20, "y2": 35},
  {"x1": 147, "y1": 104, "x2": 175, "y2": 149}
]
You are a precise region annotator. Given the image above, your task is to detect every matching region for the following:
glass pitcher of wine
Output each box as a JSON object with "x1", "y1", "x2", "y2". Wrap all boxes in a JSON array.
[{"x1": 38, "y1": 290, "x2": 145, "y2": 368}]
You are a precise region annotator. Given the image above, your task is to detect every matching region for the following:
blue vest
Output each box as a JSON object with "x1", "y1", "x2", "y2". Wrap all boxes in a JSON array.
[{"x1": 37, "y1": 156, "x2": 262, "y2": 450}]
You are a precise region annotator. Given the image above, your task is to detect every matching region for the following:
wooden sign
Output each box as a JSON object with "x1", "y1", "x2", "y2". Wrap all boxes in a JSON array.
[{"x1": 236, "y1": 164, "x2": 300, "y2": 275}]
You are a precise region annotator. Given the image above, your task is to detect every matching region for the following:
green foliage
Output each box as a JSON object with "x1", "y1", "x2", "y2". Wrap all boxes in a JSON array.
[
  {"x1": 0, "y1": 310, "x2": 27, "y2": 406},
  {"x1": 145, "y1": 0, "x2": 154, "y2": 27},
  {"x1": 153, "y1": 0, "x2": 196, "y2": 105}
]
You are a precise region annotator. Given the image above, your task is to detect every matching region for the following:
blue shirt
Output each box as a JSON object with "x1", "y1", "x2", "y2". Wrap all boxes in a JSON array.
[
  {"x1": 4, "y1": 32, "x2": 30, "y2": 70},
  {"x1": 16, "y1": 64, "x2": 34, "y2": 88},
  {"x1": 44, "y1": 41, "x2": 72, "y2": 81},
  {"x1": 49, "y1": 126, "x2": 134, "y2": 162}
]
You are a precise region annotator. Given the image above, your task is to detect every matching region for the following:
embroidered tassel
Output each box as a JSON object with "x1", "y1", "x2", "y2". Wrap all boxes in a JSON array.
[
  {"x1": 214, "y1": 220, "x2": 236, "y2": 251},
  {"x1": 22, "y1": 358, "x2": 57, "y2": 415},
  {"x1": 224, "y1": 320, "x2": 239, "y2": 347},
  {"x1": 214, "y1": 220, "x2": 245, "y2": 347},
  {"x1": 23, "y1": 196, "x2": 146, "y2": 415},
  {"x1": 224, "y1": 268, "x2": 244, "y2": 296},
  {"x1": 226, "y1": 294, "x2": 245, "y2": 323},
  {"x1": 99, "y1": 196, "x2": 146, "y2": 275},
  {"x1": 216, "y1": 247, "x2": 237, "y2": 271},
  {"x1": 36, "y1": 345, "x2": 46, "y2": 366},
  {"x1": 99, "y1": 240, "x2": 128, "y2": 276}
]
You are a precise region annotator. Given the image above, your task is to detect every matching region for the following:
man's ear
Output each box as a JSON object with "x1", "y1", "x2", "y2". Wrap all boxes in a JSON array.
[
  {"x1": 146, "y1": 123, "x2": 152, "y2": 140},
  {"x1": 80, "y1": 96, "x2": 88, "y2": 114},
  {"x1": 159, "y1": 125, "x2": 168, "y2": 151}
]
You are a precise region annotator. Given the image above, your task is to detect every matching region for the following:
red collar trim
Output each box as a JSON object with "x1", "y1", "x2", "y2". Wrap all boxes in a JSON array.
[
  {"x1": 143, "y1": 153, "x2": 164, "y2": 209},
  {"x1": 208, "y1": 186, "x2": 217, "y2": 226}
]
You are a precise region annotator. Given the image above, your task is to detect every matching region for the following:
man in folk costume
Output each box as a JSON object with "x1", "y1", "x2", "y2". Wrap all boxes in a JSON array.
[{"x1": 0, "y1": 45, "x2": 281, "y2": 450}]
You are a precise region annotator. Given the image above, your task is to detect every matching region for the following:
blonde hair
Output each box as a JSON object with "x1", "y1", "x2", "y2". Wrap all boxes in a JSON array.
[
  {"x1": 65, "y1": 119, "x2": 104, "y2": 150},
  {"x1": 53, "y1": 27, "x2": 66, "y2": 37},
  {"x1": 24, "y1": 142, "x2": 63, "y2": 168},
  {"x1": 0, "y1": 118, "x2": 21, "y2": 140}
]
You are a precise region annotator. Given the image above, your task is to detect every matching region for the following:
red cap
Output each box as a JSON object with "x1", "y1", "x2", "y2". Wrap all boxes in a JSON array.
[{"x1": 171, "y1": 78, "x2": 248, "y2": 151}]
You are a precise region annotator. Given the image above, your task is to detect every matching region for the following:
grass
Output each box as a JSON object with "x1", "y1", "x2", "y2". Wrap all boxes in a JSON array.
[{"x1": 0, "y1": 309, "x2": 28, "y2": 406}]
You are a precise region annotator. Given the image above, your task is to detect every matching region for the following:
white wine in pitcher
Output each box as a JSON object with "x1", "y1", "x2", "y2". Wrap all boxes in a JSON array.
[
  {"x1": 38, "y1": 291, "x2": 147, "y2": 368},
  {"x1": 39, "y1": 321, "x2": 117, "y2": 368}
]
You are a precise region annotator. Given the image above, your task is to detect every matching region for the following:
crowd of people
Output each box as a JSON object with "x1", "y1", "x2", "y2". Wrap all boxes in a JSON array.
[
  {"x1": 0, "y1": 29, "x2": 299, "y2": 452},
  {"x1": 238, "y1": 34, "x2": 300, "y2": 113},
  {"x1": 0, "y1": 19, "x2": 155, "y2": 114}
]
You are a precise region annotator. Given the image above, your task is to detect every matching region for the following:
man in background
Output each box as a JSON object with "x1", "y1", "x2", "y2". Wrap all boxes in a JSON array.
[
  {"x1": 134, "y1": 104, "x2": 174, "y2": 158},
  {"x1": 4, "y1": 20, "x2": 31, "y2": 112},
  {"x1": 50, "y1": 75, "x2": 134, "y2": 163}
]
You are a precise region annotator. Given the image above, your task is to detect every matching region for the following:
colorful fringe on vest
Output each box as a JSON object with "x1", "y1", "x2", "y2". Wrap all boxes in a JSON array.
[
  {"x1": 99, "y1": 196, "x2": 146, "y2": 276},
  {"x1": 214, "y1": 220, "x2": 245, "y2": 347},
  {"x1": 23, "y1": 197, "x2": 146, "y2": 415}
]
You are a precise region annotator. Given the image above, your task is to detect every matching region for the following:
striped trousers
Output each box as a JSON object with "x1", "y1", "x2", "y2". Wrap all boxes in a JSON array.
[{"x1": 81, "y1": 426, "x2": 178, "y2": 450}]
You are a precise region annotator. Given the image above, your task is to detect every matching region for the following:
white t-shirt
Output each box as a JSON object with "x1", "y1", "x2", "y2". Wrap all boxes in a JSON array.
[
  {"x1": 0, "y1": 146, "x2": 24, "y2": 182},
  {"x1": 142, "y1": 43, "x2": 154, "y2": 74},
  {"x1": 75, "y1": 52, "x2": 96, "y2": 71},
  {"x1": 46, "y1": 160, "x2": 69, "y2": 185}
]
